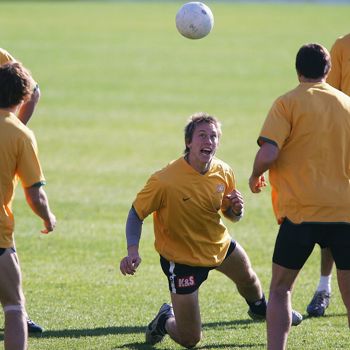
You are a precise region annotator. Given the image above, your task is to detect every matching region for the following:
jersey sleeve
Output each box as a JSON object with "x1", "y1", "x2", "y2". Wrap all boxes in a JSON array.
[
  {"x1": 258, "y1": 97, "x2": 291, "y2": 149},
  {"x1": 132, "y1": 173, "x2": 165, "y2": 220},
  {"x1": 224, "y1": 167, "x2": 235, "y2": 196},
  {"x1": 0, "y1": 48, "x2": 15, "y2": 65},
  {"x1": 16, "y1": 131, "x2": 45, "y2": 188},
  {"x1": 220, "y1": 166, "x2": 236, "y2": 213},
  {"x1": 327, "y1": 38, "x2": 342, "y2": 90}
]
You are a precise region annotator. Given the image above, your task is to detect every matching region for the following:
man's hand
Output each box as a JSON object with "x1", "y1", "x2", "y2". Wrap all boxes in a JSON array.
[
  {"x1": 225, "y1": 189, "x2": 244, "y2": 215},
  {"x1": 249, "y1": 174, "x2": 267, "y2": 193},
  {"x1": 120, "y1": 246, "x2": 141, "y2": 276},
  {"x1": 41, "y1": 212, "x2": 57, "y2": 234}
]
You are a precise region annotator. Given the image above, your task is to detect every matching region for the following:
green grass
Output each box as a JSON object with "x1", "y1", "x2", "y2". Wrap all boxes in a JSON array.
[{"x1": 1, "y1": 1, "x2": 350, "y2": 349}]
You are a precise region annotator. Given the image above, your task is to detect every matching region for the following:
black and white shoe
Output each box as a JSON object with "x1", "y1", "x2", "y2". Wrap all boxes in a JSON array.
[
  {"x1": 27, "y1": 318, "x2": 44, "y2": 334},
  {"x1": 145, "y1": 303, "x2": 174, "y2": 345},
  {"x1": 307, "y1": 290, "x2": 330, "y2": 317}
]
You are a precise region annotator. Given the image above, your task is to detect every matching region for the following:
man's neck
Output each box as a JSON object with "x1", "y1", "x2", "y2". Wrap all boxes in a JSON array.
[
  {"x1": 0, "y1": 106, "x2": 18, "y2": 114},
  {"x1": 298, "y1": 75, "x2": 326, "y2": 83}
]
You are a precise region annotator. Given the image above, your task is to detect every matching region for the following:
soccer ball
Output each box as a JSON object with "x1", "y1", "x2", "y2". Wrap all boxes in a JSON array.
[{"x1": 175, "y1": 2, "x2": 214, "y2": 40}]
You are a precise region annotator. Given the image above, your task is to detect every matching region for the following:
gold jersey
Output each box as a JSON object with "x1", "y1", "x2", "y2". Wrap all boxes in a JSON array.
[
  {"x1": 0, "y1": 112, "x2": 45, "y2": 247},
  {"x1": 0, "y1": 48, "x2": 15, "y2": 65},
  {"x1": 133, "y1": 157, "x2": 236, "y2": 267},
  {"x1": 259, "y1": 82, "x2": 350, "y2": 224},
  {"x1": 327, "y1": 33, "x2": 350, "y2": 96}
]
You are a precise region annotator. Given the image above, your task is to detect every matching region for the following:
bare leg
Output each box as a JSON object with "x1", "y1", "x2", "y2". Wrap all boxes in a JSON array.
[
  {"x1": 4, "y1": 308, "x2": 27, "y2": 350},
  {"x1": 216, "y1": 242, "x2": 263, "y2": 302},
  {"x1": 336, "y1": 269, "x2": 350, "y2": 327},
  {"x1": 0, "y1": 249, "x2": 27, "y2": 350},
  {"x1": 320, "y1": 248, "x2": 334, "y2": 278},
  {"x1": 267, "y1": 263, "x2": 299, "y2": 350},
  {"x1": 165, "y1": 290, "x2": 202, "y2": 348}
]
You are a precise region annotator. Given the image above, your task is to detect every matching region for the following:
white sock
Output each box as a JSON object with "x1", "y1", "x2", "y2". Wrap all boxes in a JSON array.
[{"x1": 317, "y1": 275, "x2": 331, "y2": 294}]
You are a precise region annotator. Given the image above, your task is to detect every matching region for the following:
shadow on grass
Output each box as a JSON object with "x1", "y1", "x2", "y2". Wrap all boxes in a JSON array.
[
  {"x1": 301, "y1": 312, "x2": 348, "y2": 321},
  {"x1": 41, "y1": 325, "x2": 145, "y2": 338},
  {"x1": 113, "y1": 342, "x2": 263, "y2": 349},
  {"x1": 0, "y1": 312, "x2": 347, "y2": 345},
  {"x1": 203, "y1": 319, "x2": 254, "y2": 329},
  {"x1": 0, "y1": 319, "x2": 253, "y2": 341}
]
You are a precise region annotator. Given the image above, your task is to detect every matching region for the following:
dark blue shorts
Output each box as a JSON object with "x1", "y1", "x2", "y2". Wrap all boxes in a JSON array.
[
  {"x1": 160, "y1": 239, "x2": 236, "y2": 294},
  {"x1": 0, "y1": 247, "x2": 15, "y2": 257},
  {"x1": 273, "y1": 218, "x2": 350, "y2": 270}
]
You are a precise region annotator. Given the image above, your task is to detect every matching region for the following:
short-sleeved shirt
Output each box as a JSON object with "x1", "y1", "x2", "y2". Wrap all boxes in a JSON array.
[
  {"x1": 0, "y1": 111, "x2": 45, "y2": 247},
  {"x1": 0, "y1": 48, "x2": 15, "y2": 65},
  {"x1": 327, "y1": 34, "x2": 350, "y2": 96},
  {"x1": 133, "y1": 157, "x2": 235, "y2": 267},
  {"x1": 259, "y1": 82, "x2": 350, "y2": 224}
]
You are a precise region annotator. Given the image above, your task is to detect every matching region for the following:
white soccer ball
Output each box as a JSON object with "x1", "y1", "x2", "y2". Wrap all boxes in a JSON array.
[{"x1": 175, "y1": 2, "x2": 214, "y2": 40}]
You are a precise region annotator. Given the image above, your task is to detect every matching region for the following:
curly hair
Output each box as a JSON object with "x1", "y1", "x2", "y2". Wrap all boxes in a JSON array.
[{"x1": 0, "y1": 62, "x2": 32, "y2": 108}]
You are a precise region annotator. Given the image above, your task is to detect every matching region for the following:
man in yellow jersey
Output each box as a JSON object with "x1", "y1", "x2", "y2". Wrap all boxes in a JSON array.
[
  {"x1": 0, "y1": 48, "x2": 40, "y2": 125},
  {"x1": 0, "y1": 47, "x2": 44, "y2": 334},
  {"x1": 120, "y1": 113, "x2": 302, "y2": 348},
  {"x1": 249, "y1": 44, "x2": 350, "y2": 350},
  {"x1": 0, "y1": 61, "x2": 56, "y2": 350},
  {"x1": 307, "y1": 33, "x2": 350, "y2": 318}
]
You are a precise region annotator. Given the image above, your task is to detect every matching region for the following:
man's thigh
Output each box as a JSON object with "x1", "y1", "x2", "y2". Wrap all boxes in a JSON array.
[
  {"x1": 327, "y1": 224, "x2": 350, "y2": 269},
  {"x1": 0, "y1": 248, "x2": 25, "y2": 307},
  {"x1": 273, "y1": 219, "x2": 315, "y2": 270},
  {"x1": 216, "y1": 242, "x2": 253, "y2": 283}
]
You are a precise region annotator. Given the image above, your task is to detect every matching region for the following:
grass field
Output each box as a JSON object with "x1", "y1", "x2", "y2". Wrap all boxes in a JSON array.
[{"x1": 1, "y1": 1, "x2": 350, "y2": 349}]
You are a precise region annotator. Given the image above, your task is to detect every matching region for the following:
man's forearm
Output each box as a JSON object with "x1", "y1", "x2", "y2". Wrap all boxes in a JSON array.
[
  {"x1": 24, "y1": 185, "x2": 52, "y2": 222},
  {"x1": 252, "y1": 142, "x2": 280, "y2": 176}
]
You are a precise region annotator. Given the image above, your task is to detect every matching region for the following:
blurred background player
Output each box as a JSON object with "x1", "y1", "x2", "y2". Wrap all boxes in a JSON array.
[
  {"x1": 0, "y1": 48, "x2": 43, "y2": 333},
  {"x1": 120, "y1": 113, "x2": 301, "y2": 348},
  {"x1": 0, "y1": 61, "x2": 56, "y2": 350},
  {"x1": 249, "y1": 43, "x2": 350, "y2": 350},
  {"x1": 307, "y1": 33, "x2": 350, "y2": 318}
]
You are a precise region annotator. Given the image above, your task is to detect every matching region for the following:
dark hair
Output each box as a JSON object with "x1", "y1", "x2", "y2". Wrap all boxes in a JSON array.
[
  {"x1": 0, "y1": 62, "x2": 32, "y2": 108},
  {"x1": 184, "y1": 112, "x2": 222, "y2": 154},
  {"x1": 295, "y1": 43, "x2": 331, "y2": 79}
]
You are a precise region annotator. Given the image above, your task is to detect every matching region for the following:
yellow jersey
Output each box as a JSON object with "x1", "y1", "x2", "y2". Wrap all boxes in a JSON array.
[
  {"x1": 133, "y1": 157, "x2": 236, "y2": 267},
  {"x1": 0, "y1": 111, "x2": 45, "y2": 247},
  {"x1": 259, "y1": 82, "x2": 350, "y2": 224},
  {"x1": 0, "y1": 48, "x2": 15, "y2": 65},
  {"x1": 327, "y1": 33, "x2": 350, "y2": 96}
]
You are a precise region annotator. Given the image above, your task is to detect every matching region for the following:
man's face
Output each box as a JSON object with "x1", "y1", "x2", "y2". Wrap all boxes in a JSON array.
[{"x1": 186, "y1": 122, "x2": 219, "y2": 166}]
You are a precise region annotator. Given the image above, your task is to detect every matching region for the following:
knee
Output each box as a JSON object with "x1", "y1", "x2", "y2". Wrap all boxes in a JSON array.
[
  {"x1": 238, "y1": 268, "x2": 259, "y2": 288},
  {"x1": 270, "y1": 286, "x2": 292, "y2": 299},
  {"x1": 178, "y1": 332, "x2": 201, "y2": 348}
]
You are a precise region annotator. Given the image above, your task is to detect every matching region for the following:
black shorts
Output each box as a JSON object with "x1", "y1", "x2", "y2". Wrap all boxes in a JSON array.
[
  {"x1": 160, "y1": 239, "x2": 236, "y2": 294},
  {"x1": 273, "y1": 218, "x2": 350, "y2": 270},
  {"x1": 0, "y1": 247, "x2": 15, "y2": 257}
]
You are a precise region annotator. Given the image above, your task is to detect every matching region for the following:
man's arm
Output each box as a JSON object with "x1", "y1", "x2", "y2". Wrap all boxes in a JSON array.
[
  {"x1": 120, "y1": 206, "x2": 143, "y2": 276},
  {"x1": 23, "y1": 184, "x2": 56, "y2": 233},
  {"x1": 249, "y1": 142, "x2": 279, "y2": 193},
  {"x1": 17, "y1": 84, "x2": 41, "y2": 125}
]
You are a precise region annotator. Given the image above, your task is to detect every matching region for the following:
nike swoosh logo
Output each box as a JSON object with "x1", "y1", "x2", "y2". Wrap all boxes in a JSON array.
[{"x1": 183, "y1": 197, "x2": 191, "y2": 201}]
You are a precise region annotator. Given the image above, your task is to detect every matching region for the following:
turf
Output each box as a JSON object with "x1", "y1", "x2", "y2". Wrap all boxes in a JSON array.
[{"x1": 1, "y1": 1, "x2": 350, "y2": 349}]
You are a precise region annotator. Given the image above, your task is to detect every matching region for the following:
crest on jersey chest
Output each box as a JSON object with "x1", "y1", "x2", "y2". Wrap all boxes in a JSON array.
[{"x1": 216, "y1": 184, "x2": 225, "y2": 193}]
